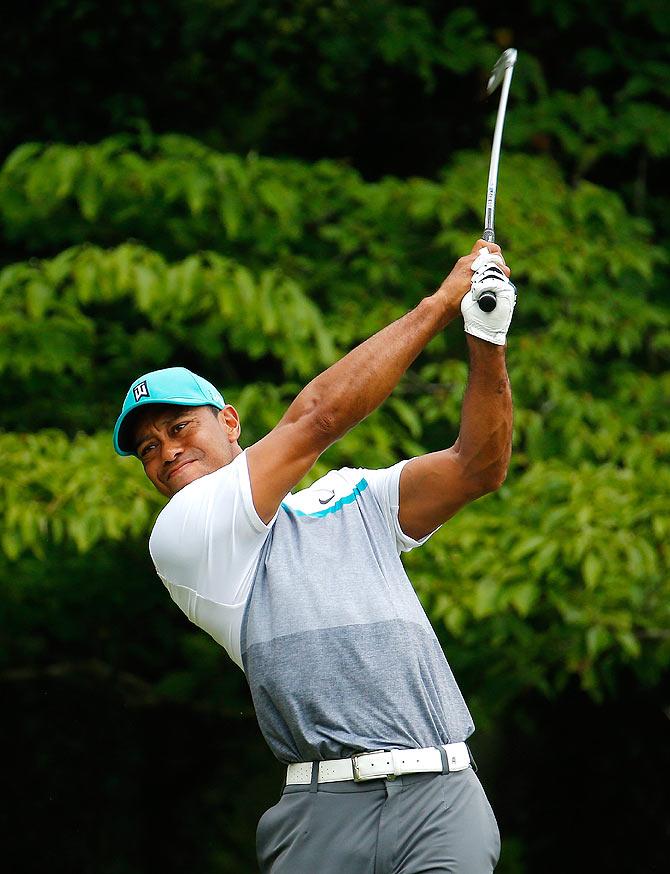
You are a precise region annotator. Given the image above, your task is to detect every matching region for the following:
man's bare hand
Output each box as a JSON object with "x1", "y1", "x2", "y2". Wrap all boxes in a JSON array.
[{"x1": 435, "y1": 239, "x2": 511, "y2": 322}]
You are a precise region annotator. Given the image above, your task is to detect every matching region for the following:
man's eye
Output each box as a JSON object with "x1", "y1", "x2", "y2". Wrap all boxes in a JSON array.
[{"x1": 140, "y1": 444, "x2": 155, "y2": 457}]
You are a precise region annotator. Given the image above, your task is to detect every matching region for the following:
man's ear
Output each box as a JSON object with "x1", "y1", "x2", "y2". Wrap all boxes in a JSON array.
[{"x1": 220, "y1": 405, "x2": 241, "y2": 442}]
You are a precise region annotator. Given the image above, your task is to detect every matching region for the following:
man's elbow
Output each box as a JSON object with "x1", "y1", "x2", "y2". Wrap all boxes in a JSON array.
[
  {"x1": 283, "y1": 395, "x2": 339, "y2": 442},
  {"x1": 470, "y1": 459, "x2": 510, "y2": 498},
  {"x1": 484, "y1": 466, "x2": 509, "y2": 494}
]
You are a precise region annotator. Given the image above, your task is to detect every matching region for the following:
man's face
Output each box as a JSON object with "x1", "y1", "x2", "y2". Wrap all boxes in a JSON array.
[{"x1": 132, "y1": 404, "x2": 242, "y2": 498}]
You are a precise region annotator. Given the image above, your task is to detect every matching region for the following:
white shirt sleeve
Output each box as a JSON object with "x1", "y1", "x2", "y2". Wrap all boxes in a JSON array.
[
  {"x1": 355, "y1": 459, "x2": 439, "y2": 553},
  {"x1": 148, "y1": 449, "x2": 277, "y2": 668}
]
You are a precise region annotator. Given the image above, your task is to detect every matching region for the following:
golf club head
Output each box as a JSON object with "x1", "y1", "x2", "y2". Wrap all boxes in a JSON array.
[{"x1": 486, "y1": 48, "x2": 517, "y2": 95}]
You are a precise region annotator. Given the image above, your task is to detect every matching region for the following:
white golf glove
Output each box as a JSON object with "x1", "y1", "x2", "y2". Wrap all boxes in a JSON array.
[{"x1": 461, "y1": 248, "x2": 517, "y2": 346}]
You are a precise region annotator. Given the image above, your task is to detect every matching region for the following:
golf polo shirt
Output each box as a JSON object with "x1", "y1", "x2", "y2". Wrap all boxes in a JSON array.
[{"x1": 149, "y1": 450, "x2": 474, "y2": 763}]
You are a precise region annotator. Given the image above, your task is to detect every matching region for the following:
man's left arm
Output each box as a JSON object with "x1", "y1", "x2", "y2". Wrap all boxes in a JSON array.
[{"x1": 398, "y1": 335, "x2": 512, "y2": 541}]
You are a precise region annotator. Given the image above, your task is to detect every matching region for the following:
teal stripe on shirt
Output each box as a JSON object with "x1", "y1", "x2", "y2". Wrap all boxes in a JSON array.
[{"x1": 282, "y1": 478, "x2": 369, "y2": 518}]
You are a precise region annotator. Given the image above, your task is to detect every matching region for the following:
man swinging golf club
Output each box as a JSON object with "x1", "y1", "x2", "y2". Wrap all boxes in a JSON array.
[
  {"x1": 113, "y1": 232, "x2": 516, "y2": 872},
  {"x1": 114, "y1": 43, "x2": 518, "y2": 874}
]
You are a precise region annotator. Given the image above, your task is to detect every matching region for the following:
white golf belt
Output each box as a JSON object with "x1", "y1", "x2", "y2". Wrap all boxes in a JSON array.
[{"x1": 285, "y1": 742, "x2": 471, "y2": 785}]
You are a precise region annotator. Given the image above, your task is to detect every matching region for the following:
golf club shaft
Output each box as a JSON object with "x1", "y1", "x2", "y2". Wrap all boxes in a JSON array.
[
  {"x1": 483, "y1": 66, "x2": 514, "y2": 242},
  {"x1": 478, "y1": 61, "x2": 515, "y2": 311}
]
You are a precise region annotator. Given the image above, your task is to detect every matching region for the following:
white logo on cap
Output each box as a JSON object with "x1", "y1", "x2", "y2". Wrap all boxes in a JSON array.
[{"x1": 133, "y1": 381, "x2": 150, "y2": 402}]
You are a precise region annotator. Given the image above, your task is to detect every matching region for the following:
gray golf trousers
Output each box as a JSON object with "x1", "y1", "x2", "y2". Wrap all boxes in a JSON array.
[{"x1": 256, "y1": 766, "x2": 501, "y2": 873}]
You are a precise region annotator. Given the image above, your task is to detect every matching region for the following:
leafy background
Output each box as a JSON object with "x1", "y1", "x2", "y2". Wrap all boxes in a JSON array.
[{"x1": 1, "y1": 2, "x2": 668, "y2": 872}]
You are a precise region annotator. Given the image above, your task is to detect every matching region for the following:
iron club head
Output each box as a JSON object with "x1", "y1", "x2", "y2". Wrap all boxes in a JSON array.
[{"x1": 486, "y1": 48, "x2": 518, "y2": 95}]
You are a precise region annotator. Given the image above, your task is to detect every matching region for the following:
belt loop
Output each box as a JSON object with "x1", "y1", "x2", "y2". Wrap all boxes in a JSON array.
[
  {"x1": 466, "y1": 743, "x2": 478, "y2": 773},
  {"x1": 438, "y1": 746, "x2": 450, "y2": 774},
  {"x1": 309, "y1": 761, "x2": 319, "y2": 793}
]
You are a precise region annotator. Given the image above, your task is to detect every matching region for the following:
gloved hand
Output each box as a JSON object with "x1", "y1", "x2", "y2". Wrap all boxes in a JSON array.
[{"x1": 461, "y1": 248, "x2": 517, "y2": 346}]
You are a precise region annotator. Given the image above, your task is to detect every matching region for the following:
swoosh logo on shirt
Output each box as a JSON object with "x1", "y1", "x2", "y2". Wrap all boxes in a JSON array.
[{"x1": 318, "y1": 489, "x2": 336, "y2": 505}]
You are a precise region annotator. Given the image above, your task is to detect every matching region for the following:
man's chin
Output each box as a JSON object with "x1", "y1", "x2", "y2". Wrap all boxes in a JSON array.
[
  {"x1": 165, "y1": 461, "x2": 204, "y2": 494},
  {"x1": 158, "y1": 457, "x2": 232, "y2": 497}
]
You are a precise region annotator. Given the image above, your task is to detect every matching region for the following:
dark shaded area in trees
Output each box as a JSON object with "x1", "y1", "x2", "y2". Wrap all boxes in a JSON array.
[
  {"x1": 487, "y1": 679, "x2": 670, "y2": 873},
  {"x1": 3, "y1": 672, "x2": 668, "y2": 874},
  {"x1": 1, "y1": 1, "x2": 481, "y2": 174},
  {"x1": 3, "y1": 680, "x2": 281, "y2": 874},
  {"x1": 2, "y1": 0, "x2": 668, "y2": 205}
]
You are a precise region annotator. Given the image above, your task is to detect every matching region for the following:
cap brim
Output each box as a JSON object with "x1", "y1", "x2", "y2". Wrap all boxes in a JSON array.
[{"x1": 113, "y1": 397, "x2": 223, "y2": 456}]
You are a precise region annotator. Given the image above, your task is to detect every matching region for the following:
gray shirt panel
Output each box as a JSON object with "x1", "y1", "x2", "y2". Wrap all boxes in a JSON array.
[{"x1": 241, "y1": 468, "x2": 474, "y2": 763}]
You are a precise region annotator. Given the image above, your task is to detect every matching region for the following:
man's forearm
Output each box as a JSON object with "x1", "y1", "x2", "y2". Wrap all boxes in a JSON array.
[
  {"x1": 246, "y1": 240, "x2": 513, "y2": 528},
  {"x1": 282, "y1": 293, "x2": 456, "y2": 438},
  {"x1": 277, "y1": 239, "x2": 513, "y2": 463},
  {"x1": 453, "y1": 335, "x2": 512, "y2": 489}
]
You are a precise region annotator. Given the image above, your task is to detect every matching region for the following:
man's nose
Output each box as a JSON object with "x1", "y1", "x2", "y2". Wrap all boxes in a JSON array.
[{"x1": 160, "y1": 437, "x2": 184, "y2": 462}]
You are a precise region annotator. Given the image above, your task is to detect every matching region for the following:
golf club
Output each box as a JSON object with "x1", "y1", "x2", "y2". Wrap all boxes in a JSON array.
[{"x1": 476, "y1": 48, "x2": 517, "y2": 313}]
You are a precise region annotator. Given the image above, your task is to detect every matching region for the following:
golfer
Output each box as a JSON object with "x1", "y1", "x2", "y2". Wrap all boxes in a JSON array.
[{"x1": 113, "y1": 239, "x2": 515, "y2": 873}]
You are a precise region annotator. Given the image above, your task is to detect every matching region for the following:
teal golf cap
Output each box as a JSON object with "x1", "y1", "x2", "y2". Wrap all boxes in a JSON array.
[{"x1": 113, "y1": 367, "x2": 226, "y2": 456}]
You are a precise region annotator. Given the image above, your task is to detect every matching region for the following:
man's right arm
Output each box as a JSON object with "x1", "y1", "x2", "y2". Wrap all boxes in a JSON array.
[{"x1": 246, "y1": 241, "x2": 508, "y2": 523}]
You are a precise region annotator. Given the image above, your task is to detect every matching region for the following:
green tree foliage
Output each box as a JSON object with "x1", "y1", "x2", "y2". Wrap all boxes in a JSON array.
[
  {"x1": 2, "y1": 1, "x2": 669, "y2": 227},
  {"x1": 1, "y1": 135, "x2": 668, "y2": 706}
]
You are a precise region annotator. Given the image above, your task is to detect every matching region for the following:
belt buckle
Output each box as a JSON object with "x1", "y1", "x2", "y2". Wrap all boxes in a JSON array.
[
  {"x1": 351, "y1": 749, "x2": 388, "y2": 782},
  {"x1": 444, "y1": 742, "x2": 472, "y2": 772}
]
